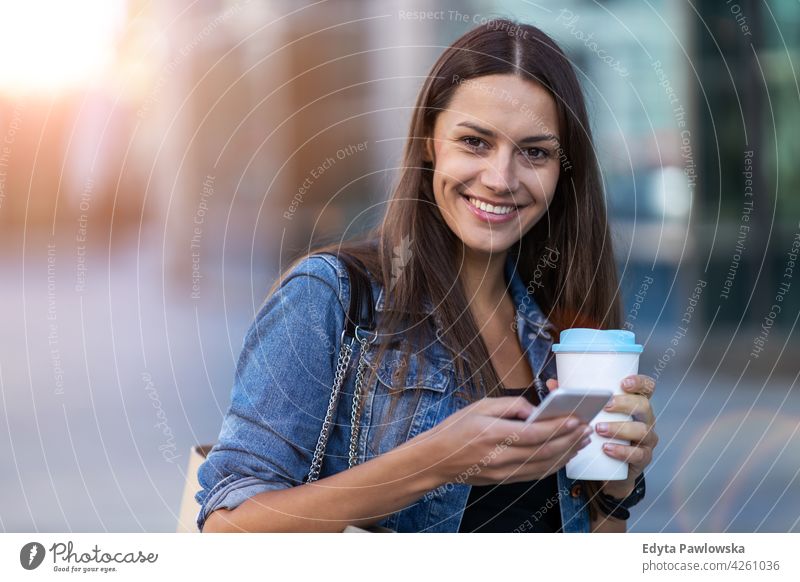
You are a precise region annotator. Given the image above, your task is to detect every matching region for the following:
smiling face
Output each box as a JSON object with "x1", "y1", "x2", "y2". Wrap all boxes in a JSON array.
[{"x1": 425, "y1": 74, "x2": 562, "y2": 257}]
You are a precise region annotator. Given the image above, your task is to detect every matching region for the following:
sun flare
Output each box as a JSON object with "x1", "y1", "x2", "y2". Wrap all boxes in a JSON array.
[{"x1": 0, "y1": 0, "x2": 125, "y2": 93}]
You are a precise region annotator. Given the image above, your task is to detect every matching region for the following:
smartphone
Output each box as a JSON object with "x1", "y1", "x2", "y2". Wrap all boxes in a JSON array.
[{"x1": 524, "y1": 388, "x2": 613, "y2": 424}]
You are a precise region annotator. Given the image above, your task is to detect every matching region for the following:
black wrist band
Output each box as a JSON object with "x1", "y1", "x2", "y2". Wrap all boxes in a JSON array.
[
  {"x1": 596, "y1": 497, "x2": 630, "y2": 521},
  {"x1": 596, "y1": 473, "x2": 646, "y2": 520}
]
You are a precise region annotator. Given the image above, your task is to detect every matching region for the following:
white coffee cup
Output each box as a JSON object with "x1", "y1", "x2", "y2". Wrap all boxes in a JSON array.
[{"x1": 552, "y1": 328, "x2": 643, "y2": 481}]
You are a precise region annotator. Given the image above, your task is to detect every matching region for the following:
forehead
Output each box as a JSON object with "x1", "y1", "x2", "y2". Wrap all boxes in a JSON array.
[{"x1": 441, "y1": 74, "x2": 560, "y2": 138}]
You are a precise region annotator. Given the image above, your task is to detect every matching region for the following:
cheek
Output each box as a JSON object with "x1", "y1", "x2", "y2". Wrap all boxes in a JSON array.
[
  {"x1": 524, "y1": 166, "x2": 560, "y2": 202},
  {"x1": 434, "y1": 149, "x2": 481, "y2": 190}
]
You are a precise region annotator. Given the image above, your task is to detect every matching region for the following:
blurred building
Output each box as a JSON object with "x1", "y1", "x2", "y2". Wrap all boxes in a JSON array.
[
  {"x1": 1, "y1": 0, "x2": 799, "y2": 534},
  {"x1": 0, "y1": 0, "x2": 797, "y2": 343}
]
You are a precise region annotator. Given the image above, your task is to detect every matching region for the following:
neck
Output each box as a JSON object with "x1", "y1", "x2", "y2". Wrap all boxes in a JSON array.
[{"x1": 458, "y1": 246, "x2": 510, "y2": 314}]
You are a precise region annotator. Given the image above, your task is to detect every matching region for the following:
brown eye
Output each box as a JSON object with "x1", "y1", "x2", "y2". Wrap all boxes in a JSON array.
[
  {"x1": 523, "y1": 147, "x2": 548, "y2": 160},
  {"x1": 462, "y1": 136, "x2": 487, "y2": 150}
]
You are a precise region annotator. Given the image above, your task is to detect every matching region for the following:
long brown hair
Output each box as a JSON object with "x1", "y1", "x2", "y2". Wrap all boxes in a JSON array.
[{"x1": 275, "y1": 19, "x2": 622, "y2": 519}]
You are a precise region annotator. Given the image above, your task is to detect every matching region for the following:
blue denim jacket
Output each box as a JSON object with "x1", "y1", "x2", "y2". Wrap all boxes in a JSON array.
[{"x1": 195, "y1": 251, "x2": 593, "y2": 532}]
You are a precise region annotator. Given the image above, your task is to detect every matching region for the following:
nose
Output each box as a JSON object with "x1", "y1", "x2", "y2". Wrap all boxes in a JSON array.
[{"x1": 480, "y1": 147, "x2": 519, "y2": 194}]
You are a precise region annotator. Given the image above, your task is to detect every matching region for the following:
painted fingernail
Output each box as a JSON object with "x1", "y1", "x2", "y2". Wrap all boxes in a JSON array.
[
  {"x1": 582, "y1": 426, "x2": 593, "y2": 436},
  {"x1": 604, "y1": 400, "x2": 614, "y2": 410},
  {"x1": 580, "y1": 437, "x2": 591, "y2": 447},
  {"x1": 623, "y1": 378, "x2": 636, "y2": 388},
  {"x1": 603, "y1": 443, "x2": 615, "y2": 452},
  {"x1": 595, "y1": 422, "x2": 607, "y2": 433},
  {"x1": 566, "y1": 418, "x2": 579, "y2": 429}
]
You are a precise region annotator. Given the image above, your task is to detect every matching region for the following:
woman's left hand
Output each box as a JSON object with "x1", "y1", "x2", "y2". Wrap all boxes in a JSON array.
[{"x1": 545, "y1": 374, "x2": 658, "y2": 499}]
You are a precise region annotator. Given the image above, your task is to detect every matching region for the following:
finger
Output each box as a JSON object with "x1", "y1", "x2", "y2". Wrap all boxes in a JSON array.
[
  {"x1": 501, "y1": 431, "x2": 592, "y2": 480},
  {"x1": 486, "y1": 413, "x2": 585, "y2": 441},
  {"x1": 478, "y1": 396, "x2": 534, "y2": 421},
  {"x1": 523, "y1": 427, "x2": 591, "y2": 466},
  {"x1": 621, "y1": 374, "x2": 656, "y2": 398},
  {"x1": 641, "y1": 428, "x2": 659, "y2": 449},
  {"x1": 595, "y1": 421, "x2": 659, "y2": 451},
  {"x1": 594, "y1": 420, "x2": 652, "y2": 442},
  {"x1": 546, "y1": 378, "x2": 559, "y2": 391},
  {"x1": 603, "y1": 394, "x2": 655, "y2": 425},
  {"x1": 508, "y1": 418, "x2": 591, "y2": 449},
  {"x1": 601, "y1": 442, "x2": 652, "y2": 469}
]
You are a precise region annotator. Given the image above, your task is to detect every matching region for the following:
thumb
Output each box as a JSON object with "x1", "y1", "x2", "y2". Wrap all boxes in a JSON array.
[
  {"x1": 479, "y1": 396, "x2": 534, "y2": 421},
  {"x1": 546, "y1": 378, "x2": 559, "y2": 392}
]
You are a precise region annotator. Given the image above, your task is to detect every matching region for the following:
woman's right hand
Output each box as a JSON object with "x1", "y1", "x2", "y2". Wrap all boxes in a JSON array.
[{"x1": 417, "y1": 396, "x2": 592, "y2": 486}]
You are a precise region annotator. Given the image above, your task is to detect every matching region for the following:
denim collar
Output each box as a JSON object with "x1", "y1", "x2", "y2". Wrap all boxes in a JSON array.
[{"x1": 373, "y1": 252, "x2": 549, "y2": 330}]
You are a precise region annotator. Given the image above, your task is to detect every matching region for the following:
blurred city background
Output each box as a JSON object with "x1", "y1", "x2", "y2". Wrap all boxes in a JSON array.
[{"x1": 1, "y1": 0, "x2": 798, "y2": 532}]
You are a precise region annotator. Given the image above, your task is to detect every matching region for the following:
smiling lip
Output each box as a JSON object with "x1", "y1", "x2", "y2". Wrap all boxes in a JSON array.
[
  {"x1": 460, "y1": 193, "x2": 525, "y2": 224},
  {"x1": 462, "y1": 192, "x2": 530, "y2": 209}
]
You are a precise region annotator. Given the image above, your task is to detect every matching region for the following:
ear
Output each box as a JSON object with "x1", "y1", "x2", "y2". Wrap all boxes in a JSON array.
[{"x1": 422, "y1": 136, "x2": 435, "y2": 164}]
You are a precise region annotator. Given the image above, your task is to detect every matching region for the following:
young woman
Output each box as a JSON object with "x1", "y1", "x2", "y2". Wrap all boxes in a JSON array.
[{"x1": 196, "y1": 19, "x2": 658, "y2": 533}]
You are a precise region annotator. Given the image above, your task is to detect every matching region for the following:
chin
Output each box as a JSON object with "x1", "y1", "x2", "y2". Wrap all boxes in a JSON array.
[{"x1": 457, "y1": 236, "x2": 518, "y2": 257}]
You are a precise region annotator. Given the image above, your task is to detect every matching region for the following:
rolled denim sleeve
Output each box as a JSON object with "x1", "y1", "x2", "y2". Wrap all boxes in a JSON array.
[{"x1": 195, "y1": 254, "x2": 346, "y2": 531}]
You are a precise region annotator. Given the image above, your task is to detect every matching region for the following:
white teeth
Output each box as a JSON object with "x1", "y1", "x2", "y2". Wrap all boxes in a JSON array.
[{"x1": 468, "y1": 197, "x2": 515, "y2": 215}]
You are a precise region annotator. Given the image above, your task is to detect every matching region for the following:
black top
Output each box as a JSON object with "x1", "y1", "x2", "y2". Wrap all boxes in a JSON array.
[{"x1": 458, "y1": 382, "x2": 563, "y2": 533}]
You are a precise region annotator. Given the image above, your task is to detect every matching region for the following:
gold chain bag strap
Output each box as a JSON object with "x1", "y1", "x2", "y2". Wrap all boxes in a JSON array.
[{"x1": 307, "y1": 254, "x2": 378, "y2": 483}]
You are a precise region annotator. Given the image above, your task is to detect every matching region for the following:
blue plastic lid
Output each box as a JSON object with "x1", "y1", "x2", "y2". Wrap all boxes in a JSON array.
[{"x1": 552, "y1": 328, "x2": 643, "y2": 353}]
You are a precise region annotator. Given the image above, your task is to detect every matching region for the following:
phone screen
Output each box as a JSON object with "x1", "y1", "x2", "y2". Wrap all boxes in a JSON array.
[{"x1": 524, "y1": 389, "x2": 613, "y2": 424}]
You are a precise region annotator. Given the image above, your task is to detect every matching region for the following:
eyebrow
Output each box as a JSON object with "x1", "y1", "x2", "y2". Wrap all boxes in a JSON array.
[{"x1": 455, "y1": 121, "x2": 561, "y2": 146}]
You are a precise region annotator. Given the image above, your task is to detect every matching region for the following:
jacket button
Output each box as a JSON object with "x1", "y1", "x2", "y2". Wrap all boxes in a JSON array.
[{"x1": 570, "y1": 484, "x2": 582, "y2": 498}]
